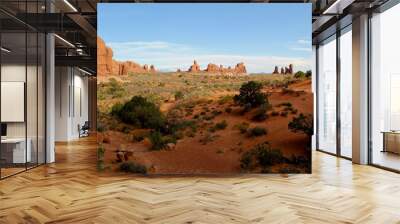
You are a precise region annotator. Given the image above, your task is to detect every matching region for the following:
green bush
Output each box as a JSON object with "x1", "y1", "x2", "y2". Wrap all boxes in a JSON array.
[
  {"x1": 215, "y1": 120, "x2": 228, "y2": 130},
  {"x1": 148, "y1": 131, "x2": 167, "y2": 151},
  {"x1": 119, "y1": 162, "x2": 147, "y2": 174},
  {"x1": 240, "y1": 143, "x2": 283, "y2": 171},
  {"x1": 234, "y1": 122, "x2": 249, "y2": 134},
  {"x1": 247, "y1": 126, "x2": 267, "y2": 137},
  {"x1": 252, "y1": 104, "x2": 270, "y2": 121},
  {"x1": 234, "y1": 81, "x2": 268, "y2": 110},
  {"x1": 253, "y1": 143, "x2": 283, "y2": 167},
  {"x1": 288, "y1": 113, "x2": 313, "y2": 136},
  {"x1": 111, "y1": 96, "x2": 165, "y2": 130},
  {"x1": 271, "y1": 111, "x2": 279, "y2": 116},
  {"x1": 174, "y1": 91, "x2": 184, "y2": 100},
  {"x1": 106, "y1": 78, "x2": 126, "y2": 98},
  {"x1": 240, "y1": 151, "x2": 254, "y2": 170},
  {"x1": 280, "y1": 111, "x2": 288, "y2": 117},
  {"x1": 294, "y1": 71, "x2": 306, "y2": 79}
]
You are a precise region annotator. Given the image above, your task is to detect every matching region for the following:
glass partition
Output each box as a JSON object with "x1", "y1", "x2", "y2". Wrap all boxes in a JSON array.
[
  {"x1": 317, "y1": 35, "x2": 337, "y2": 154},
  {"x1": 0, "y1": 2, "x2": 46, "y2": 179},
  {"x1": 339, "y1": 27, "x2": 352, "y2": 158},
  {"x1": 370, "y1": 4, "x2": 400, "y2": 171}
]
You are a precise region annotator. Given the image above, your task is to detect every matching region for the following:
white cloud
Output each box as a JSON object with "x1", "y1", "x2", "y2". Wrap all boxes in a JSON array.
[
  {"x1": 290, "y1": 47, "x2": 312, "y2": 52},
  {"x1": 108, "y1": 41, "x2": 311, "y2": 73},
  {"x1": 296, "y1": 39, "x2": 311, "y2": 45}
]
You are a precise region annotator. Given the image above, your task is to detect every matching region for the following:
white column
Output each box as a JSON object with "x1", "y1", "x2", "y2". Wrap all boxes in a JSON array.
[
  {"x1": 352, "y1": 14, "x2": 369, "y2": 164},
  {"x1": 46, "y1": 33, "x2": 55, "y2": 163}
]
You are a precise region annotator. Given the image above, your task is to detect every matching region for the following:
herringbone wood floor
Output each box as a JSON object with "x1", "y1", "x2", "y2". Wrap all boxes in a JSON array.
[{"x1": 0, "y1": 136, "x2": 400, "y2": 224}]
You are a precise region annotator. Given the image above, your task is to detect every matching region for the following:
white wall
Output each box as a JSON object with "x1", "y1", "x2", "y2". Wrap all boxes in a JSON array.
[{"x1": 55, "y1": 67, "x2": 89, "y2": 141}]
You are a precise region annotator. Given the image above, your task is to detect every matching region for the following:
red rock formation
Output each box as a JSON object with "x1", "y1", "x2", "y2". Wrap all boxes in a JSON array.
[
  {"x1": 234, "y1": 62, "x2": 246, "y2": 74},
  {"x1": 188, "y1": 60, "x2": 201, "y2": 72},
  {"x1": 97, "y1": 36, "x2": 156, "y2": 76},
  {"x1": 280, "y1": 67, "x2": 285, "y2": 74},
  {"x1": 273, "y1": 66, "x2": 279, "y2": 74}
]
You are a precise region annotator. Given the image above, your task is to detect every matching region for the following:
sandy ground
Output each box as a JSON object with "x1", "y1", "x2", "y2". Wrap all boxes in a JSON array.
[{"x1": 100, "y1": 79, "x2": 312, "y2": 174}]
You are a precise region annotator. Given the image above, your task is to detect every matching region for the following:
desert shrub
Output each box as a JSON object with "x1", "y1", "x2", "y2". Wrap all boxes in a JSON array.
[
  {"x1": 225, "y1": 107, "x2": 232, "y2": 113},
  {"x1": 234, "y1": 122, "x2": 249, "y2": 134},
  {"x1": 131, "y1": 130, "x2": 149, "y2": 142},
  {"x1": 234, "y1": 81, "x2": 268, "y2": 110},
  {"x1": 252, "y1": 104, "x2": 270, "y2": 121},
  {"x1": 305, "y1": 70, "x2": 312, "y2": 78},
  {"x1": 174, "y1": 91, "x2": 183, "y2": 100},
  {"x1": 253, "y1": 143, "x2": 283, "y2": 167},
  {"x1": 199, "y1": 133, "x2": 218, "y2": 145},
  {"x1": 106, "y1": 78, "x2": 126, "y2": 98},
  {"x1": 247, "y1": 126, "x2": 267, "y2": 137},
  {"x1": 280, "y1": 111, "x2": 288, "y2": 117},
  {"x1": 212, "y1": 110, "x2": 222, "y2": 116},
  {"x1": 288, "y1": 113, "x2": 313, "y2": 137},
  {"x1": 240, "y1": 151, "x2": 254, "y2": 170},
  {"x1": 204, "y1": 115, "x2": 215, "y2": 121},
  {"x1": 111, "y1": 96, "x2": 165, "y2": 130},
  {"x1": 218, "y1": 95, "x2": 233, "y2": 105},
  {"x1": 294, "y1": 71, "x2": 306, "y2": 79},
  {"x1": 291, "y1": 109, "x2": 298, "y2": 114},
  {"x1": 215, "y1": 120, "x2": 228, "y2": 130},
  {"x1": 148, "y1": 131, "x2": 167, "y2": 151},
  {"x1": 240, "y1": 143, "x2": 283, "y2": 171},
  {"x1": 119, "y1": 162, "x2": 147, "y2": 174},
  {"x1": 278, "y1": 102, "x2": 292, "y2": 107},
  {"x1": 271, "y1": 111, "x2": 279, "y2": 116}
]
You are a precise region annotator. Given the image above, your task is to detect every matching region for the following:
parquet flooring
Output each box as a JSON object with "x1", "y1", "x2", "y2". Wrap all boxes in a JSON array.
[{"x1": 0, "y1": 136, "x2": 400, "y2": 223}]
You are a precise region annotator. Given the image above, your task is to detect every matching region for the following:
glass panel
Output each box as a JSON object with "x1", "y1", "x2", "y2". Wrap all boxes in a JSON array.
[
  {"x1": 371, "y1": 4, "x2": 400, "y2": 171},
  {"x1": 1, "y1": 31, "x2": 27, "y2": 177},
  {"x1": 340, "y1": 28, "x2": 352, "y2": 158},
  {"x1": 38, "y1": 32, "x2": 45, "y2": 165},
  {"x1": 27, "y1": 31, "x2": 38, "y2": 169},
  {"x1": 317, "y1": 36, "x2": 337, "y2": 154}
]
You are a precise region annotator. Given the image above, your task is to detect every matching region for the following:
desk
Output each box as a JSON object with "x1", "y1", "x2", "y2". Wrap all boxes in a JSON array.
[
  {"x1": 382, "y1": 131, "x2": 400, "y2": 154},
  {"x1": 1, "y1": 138, "x2": 31, "y2": 163}
]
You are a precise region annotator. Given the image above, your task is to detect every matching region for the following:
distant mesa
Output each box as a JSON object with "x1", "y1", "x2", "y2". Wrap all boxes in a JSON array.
[
  {"x1": 97, "y1": 37, "x2": 156, "y2": 76},
  {"x1": 187, "y1": 60, "x2": 247, "y2": 75},
  {"x1": 273, "y1": 64, "x2": 293, "y2": 74}
]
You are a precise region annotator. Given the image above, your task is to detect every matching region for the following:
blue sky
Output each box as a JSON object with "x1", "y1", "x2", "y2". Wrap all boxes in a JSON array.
[{"x1": 98, "y1": 4, "x2": 312, "y2": 73}]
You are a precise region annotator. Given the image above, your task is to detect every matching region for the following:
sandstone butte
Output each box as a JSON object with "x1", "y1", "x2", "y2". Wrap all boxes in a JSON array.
[
  {"x1": 97, "y1": 37, "x2": 156, "y2": 76},
  {"x1": 187, "y1": 60, "x2": 247, "y2": 75},
  {"x1": 272, "y1": 64, "x2": 294, "y2": 74}
]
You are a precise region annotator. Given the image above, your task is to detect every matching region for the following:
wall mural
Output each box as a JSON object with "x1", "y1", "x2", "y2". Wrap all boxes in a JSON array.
[{"x1": 97, "y1": 3, "x2": 313, "y2": 174}]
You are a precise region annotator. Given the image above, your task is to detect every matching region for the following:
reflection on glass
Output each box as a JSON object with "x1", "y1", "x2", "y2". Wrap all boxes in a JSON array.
[
  {"x1": 318, "y1": 36, "x2": 337, "y2": 154},
  {"x1": 371, "y1": 4, "x2": 400, "y2": 171},
  {"x1": 1, "y1": 32, "x2": 27, "y2": 177},
  {"x1": 340, "y1": 28, "x2": 352, "y2": 158}
]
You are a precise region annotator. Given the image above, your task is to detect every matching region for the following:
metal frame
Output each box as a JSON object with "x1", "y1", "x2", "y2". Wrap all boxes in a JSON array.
[
  {"x1": 367, "y1": 1, "x2": 400, "y2": 172},
  {"x1": 315, "y1": 20, "x2": 353, "y2": 161},
  {"x1": 0, "y1": 1, "x2": 47, "y2": 180}
]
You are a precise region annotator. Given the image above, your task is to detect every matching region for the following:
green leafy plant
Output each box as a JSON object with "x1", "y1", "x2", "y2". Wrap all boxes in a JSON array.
[
  {"x1": 234, "y1": 81, "x2": 268, "y2": 110},
  {"x1": 288, "y1": 113, "x2": 313, "y2": 137},
  {"x1": 119, "y1": 162, "x2": 147, "y2": 174},
  {"x1": 247, "y1": 126, "x2": 267, "y2": 137},
  {"x1": 111, "y1": 96, "x2": 165, "y2": 130}
]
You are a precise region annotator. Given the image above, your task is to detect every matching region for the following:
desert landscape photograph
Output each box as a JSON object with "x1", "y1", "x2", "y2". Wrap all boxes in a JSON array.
[{"x1": 97, "y1": 3, "x2": 313, "y2": 174}]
